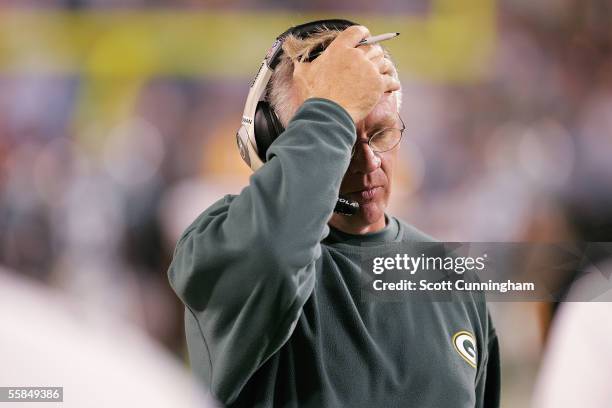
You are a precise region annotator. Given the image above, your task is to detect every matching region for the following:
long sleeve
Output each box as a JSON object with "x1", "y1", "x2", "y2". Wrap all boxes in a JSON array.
[{"x1": 167, "y1": 98, "x2": 356, "y2": 404}]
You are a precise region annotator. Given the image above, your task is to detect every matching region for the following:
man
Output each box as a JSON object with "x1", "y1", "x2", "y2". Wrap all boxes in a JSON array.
[{"x1": 168, "y1": 22, "x2": 500, "y2": 407}]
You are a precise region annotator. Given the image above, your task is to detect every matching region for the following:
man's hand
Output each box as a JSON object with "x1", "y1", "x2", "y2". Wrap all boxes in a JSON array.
[{"x1": 292, "y1": 25, "x2": 401, "y2": 124}]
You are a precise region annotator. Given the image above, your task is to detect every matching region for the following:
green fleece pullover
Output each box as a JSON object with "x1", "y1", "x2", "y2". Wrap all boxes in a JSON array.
[{"x1": 168, "y1": 98, "x2": 500, "y2": 407}]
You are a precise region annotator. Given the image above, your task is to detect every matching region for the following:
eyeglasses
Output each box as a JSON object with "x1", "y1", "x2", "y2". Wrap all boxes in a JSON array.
[{"x1": 351, "y1": 113, "x2": 406, "y2": 157}]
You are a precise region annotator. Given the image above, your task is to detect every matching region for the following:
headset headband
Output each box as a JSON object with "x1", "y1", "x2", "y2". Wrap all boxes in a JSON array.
[{"x1": 236, "y1": 19, "x2": 357, "y2": 171}]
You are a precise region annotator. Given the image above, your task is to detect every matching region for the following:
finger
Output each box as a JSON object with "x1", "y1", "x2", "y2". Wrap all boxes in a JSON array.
[
  {"x1": 369, "y1": 55, "x2": 383, "y2": 74},
  {"x1": 382, "y1": 74, "x2": 401, "y2": 93},
  {"x1": 292, "y1": 60, "x2": 305, "y2": 74},
  {"x1": 377, "y1": 58, "x2": 393, "y2": 75},
  {"x1": 369, "y1": 54, "x2": 390, "y2": 75},
  {"x1": 363, "y1": 44, "x2": 384, "y2": 59},
  {"x1": 327, "y1": 25, "x2": 370, "y2": 50},
  {"x1": 292, "y1": 59, "x2": 313, "y2": 80}
]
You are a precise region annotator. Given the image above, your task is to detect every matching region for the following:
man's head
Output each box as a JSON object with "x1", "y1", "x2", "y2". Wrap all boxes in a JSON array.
[{"x1": 268, "y1": 28, "x2": 403, "y2": 234}]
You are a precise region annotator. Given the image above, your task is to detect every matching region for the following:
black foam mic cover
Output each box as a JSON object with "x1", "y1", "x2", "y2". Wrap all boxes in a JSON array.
[{"x1": 334, "y1": 196, "x2": 359, "y2": 216}]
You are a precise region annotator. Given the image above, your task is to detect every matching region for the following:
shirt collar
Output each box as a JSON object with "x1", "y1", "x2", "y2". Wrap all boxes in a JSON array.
[{"x1": 325, "y1": 214, "x2": 400, "y2": 246}]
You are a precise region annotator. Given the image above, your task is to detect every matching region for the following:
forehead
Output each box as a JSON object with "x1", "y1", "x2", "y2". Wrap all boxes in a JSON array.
[{"x1": 358, "y1": 92, "x2": 398, "y2": 134}]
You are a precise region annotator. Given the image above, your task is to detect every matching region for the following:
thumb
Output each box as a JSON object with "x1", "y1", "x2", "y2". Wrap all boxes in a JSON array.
[{"x1": 327, "y1": 25, "x2": 370, "y2": 50}]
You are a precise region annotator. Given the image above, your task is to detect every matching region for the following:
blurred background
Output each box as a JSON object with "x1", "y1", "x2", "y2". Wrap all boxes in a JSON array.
[{"x1": 1, "y1": 0, "x2": 611, "y2": 406}]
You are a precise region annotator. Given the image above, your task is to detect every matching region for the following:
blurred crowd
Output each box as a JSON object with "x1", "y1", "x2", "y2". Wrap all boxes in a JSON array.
[
  {"x1": 394, "y1": 0, "x2": 612, "y2": 243},
  {"x1": 1, "y1": 0, "x2": 611, "y2": 406}
]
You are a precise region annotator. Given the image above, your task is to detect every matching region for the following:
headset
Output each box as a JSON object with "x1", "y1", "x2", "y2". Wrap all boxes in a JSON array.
[{"x1": 235, "y1": 19, "x2": 360, "y2": 216}]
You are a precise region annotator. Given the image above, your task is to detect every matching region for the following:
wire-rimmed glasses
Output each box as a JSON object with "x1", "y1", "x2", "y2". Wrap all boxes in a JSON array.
[{"x1": 351, "y1": 113, "x2": 405, "y2": 157}]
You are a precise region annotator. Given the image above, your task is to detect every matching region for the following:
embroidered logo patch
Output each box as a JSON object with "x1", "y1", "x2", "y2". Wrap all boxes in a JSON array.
[{"x1": 452, "y1": 330, "x2": 477, "y2": 368}]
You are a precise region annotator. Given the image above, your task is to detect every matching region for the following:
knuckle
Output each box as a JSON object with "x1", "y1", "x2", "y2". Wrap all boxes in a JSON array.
[
  {"x1": 347, "y1": 25, "x2": 366, "y2": 37},
  {"x1": 359, "y1": 44, "x2": 372, "y2": 54},
  {"x1": 356, "y1": 25, "x2": 370, "y2": 34}
]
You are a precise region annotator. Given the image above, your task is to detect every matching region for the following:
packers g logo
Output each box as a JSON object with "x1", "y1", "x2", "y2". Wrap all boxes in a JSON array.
[{"x1": 452, "y1": 331, "x2": 477, "y2": 368}]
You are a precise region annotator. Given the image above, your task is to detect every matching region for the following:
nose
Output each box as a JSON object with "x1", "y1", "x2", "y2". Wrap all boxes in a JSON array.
[{"x1": 349, "y1": 141, "x2": 381, "y2": 174}]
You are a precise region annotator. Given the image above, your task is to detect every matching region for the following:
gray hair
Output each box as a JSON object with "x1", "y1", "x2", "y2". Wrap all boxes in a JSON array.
[{"x1": 268, "y1": 28, "x2": 403, "y2": 127}]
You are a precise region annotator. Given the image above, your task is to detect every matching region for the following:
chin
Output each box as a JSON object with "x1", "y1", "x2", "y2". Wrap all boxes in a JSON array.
[{"x1": 357, "y1": 201, "x2": 385, "y2": 226}]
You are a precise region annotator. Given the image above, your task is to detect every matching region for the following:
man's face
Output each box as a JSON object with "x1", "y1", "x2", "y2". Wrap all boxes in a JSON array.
[{"x1": 333, "y1": 92, "x2": 400, "y2": 231}]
